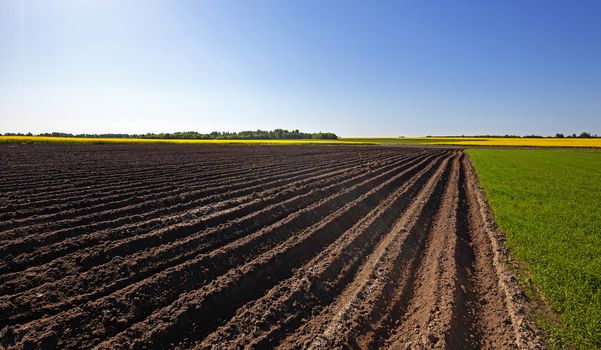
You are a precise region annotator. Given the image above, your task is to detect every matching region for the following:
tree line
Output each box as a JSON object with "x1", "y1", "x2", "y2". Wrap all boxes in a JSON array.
[
  {"x1": 3, "y1": 129, "x2": 339, "y2": 140},
  {"x1": 553, "y1": 132, "x2": 598, "y2": 138},
  {"x1": 429, "y1": 132, "x2": 599, "y2": 138}
]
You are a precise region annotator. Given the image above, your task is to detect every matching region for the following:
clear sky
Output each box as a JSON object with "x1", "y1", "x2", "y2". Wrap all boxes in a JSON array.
[{"x1": 1, "y1": 0, "x2": 600, "y2": 136}]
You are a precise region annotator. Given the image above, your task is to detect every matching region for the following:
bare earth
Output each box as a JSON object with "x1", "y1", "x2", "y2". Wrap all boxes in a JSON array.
[{"x1": 0, "y1": 145, "x2": 544, "y2": 349}]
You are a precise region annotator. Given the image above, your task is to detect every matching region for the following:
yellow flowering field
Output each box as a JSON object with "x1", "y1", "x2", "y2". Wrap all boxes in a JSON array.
[{"x1": 2, "y1": 136, "x2": 600, "y2": 148}]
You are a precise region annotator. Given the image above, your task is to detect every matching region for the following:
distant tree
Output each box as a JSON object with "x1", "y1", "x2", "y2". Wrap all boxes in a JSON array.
[
  {"x1": 555, "y1": 133, "x2": 564, "y2": 138},
  {"x1": 578, "y1": 132, "x2": 592, "y2": 138},
  {"x1": 311, "y1": 132, "x2": 338, "y2": 140}
]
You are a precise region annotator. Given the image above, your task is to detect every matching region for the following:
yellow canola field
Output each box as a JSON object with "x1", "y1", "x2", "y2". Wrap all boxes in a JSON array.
[
  {"x1": 0, "y1": 136, "x2": 372, "y2": 145},
  {"x1": 2, "y1": 136, "x2": 600, "y2": 148}
]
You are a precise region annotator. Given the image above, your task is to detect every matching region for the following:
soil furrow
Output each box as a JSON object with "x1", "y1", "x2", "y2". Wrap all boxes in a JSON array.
[
  {"x1": 0, "y1": 151, "x2": 414, "y2": 296},
  {"x1": 195, "y1": 153, "x2": 453, "y2": 350},
  {"x1": 0, "y1": 152, "x2": 356, "y2": 232},
  {"x1": 0, "y1": 151, "x2": 384, "y2": 259},
  {"x1": 0, "y1": 153, "x2": 436, "y2": 333},
  {"x1": 86, "y1": 153, "x2": 447, "y2": 350},
  {"x1": 278, "y1": 153, "x2": 457, "y2": 350},
  {"x1": 381, "y1": 154, "x2": 466, "y2": 349},
  {"x1": 0, "y1": 150, "x2": 347, "y2": 216},
  {"x1": 458, "y1": 157, "x2": 545, "y2": 349},
  {"x1": 0, "y1": 145, "x2": 345, "y2": 195}
]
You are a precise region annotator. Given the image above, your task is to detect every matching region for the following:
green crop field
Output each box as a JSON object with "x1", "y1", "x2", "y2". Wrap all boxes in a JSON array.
[{"x1": 467, "y1": 149, "x2": 601, "y2": 349}]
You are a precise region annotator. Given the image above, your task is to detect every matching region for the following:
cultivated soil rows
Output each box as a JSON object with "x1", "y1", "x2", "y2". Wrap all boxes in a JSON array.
[{"x1": 0, "y1": 144, "x2": 543, "y2": 349}]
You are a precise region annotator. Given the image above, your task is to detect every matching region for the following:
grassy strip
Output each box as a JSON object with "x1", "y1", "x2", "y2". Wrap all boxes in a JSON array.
[
  {"x1": 467, "y1": 149, "x2": 601, "y2": 349},
  {"x1": 0, "y1": 136, "x2": 373, "y2": 145}
]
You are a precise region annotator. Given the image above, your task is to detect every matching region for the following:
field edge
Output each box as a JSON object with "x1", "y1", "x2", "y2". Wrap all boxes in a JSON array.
[{"x1": 463, "y1": 155, "x2": 546, "y2": 348}]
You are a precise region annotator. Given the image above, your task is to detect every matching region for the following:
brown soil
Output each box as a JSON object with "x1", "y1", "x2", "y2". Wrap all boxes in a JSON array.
[{"x1": 0, "y1": 144, "x2": 544, "y2": 349}]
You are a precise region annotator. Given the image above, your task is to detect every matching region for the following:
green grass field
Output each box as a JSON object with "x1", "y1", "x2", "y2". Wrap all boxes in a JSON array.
[{"x1": 467, "y1": 149, "x2": 601, "y2": 349}]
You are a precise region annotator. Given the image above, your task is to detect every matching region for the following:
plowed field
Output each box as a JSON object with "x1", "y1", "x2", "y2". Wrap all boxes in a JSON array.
[{"x1": 0, "y1": 145, "x2": 543, "y2": 349}]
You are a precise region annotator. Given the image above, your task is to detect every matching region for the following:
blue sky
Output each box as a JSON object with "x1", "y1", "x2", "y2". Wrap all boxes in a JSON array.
[{"x1": 1, "y1": 0, "x2": 600, "y2": 136}]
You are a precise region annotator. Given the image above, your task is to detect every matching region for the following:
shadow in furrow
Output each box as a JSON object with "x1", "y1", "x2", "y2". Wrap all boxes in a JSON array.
[{"x1": 444, "y1": 154, "x2": 482, "y2": 349}]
